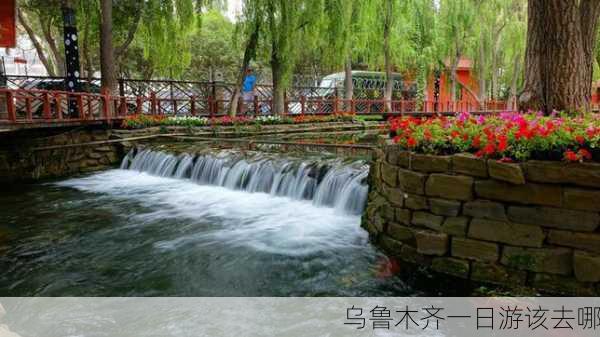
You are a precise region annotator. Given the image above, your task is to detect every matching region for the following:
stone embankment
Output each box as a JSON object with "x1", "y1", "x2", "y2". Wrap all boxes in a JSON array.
[{"x1": 363, "y1": 143, "x2": 600, "y2": 295}]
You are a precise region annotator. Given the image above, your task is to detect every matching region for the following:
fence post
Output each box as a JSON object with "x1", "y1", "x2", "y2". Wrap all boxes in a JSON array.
[
  {"x1": 208, "y1": 96, "x2": 215, "y2": 118},
  {"x1": 55, "y1": 94, "x2": 63, "y2": 120},
  {"x1": 101, "y1": 88, "x2": 110, "y2": 120},
  {"x1": 6, "y1": 91, "x2": 15, "y2": 122},
  {"x1": 77, "y1": 95, "x2": 84, "y2": 119},
  {"x1": 136, "y1": 96, "x2": 143, "y2": 114},
  {"x1": 150, "y1": 91, "x2": 157, "y2": 115},
  {"x1": 118, "y1": 78, "x2": 125, "y2": 97},
  {"x1": 119, "y1": 96, "x2": 127, "y2": 116},
  {"x1": 254, "y1": 95, "x2": 259, "y2": 116},
  {"x1": 190, "y1": 95, "x2": 196, "y2": 116},
  {"x1": 301, "y1": 95, "x2": 305, "y2": 115},
  {"x1": 333, "y1": 95, "x2": 338, "y2": 115},
  {"x1": 43, "y1": 92, "x2": 51, "y2": 119}
]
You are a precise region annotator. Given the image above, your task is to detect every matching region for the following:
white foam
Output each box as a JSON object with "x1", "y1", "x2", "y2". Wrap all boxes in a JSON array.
[{"x1": 57, "y1": 170, "x2": 368, "y2": 256}]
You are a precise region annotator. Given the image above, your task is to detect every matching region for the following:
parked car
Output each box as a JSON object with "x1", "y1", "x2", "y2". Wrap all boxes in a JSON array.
[{"x1": 288, "y1": 71, "x2": 414, "y2": 114}]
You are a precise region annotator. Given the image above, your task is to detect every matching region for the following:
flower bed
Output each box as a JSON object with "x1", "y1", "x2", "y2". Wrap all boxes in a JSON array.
[
  {"x1": 389, "y1": 112, "x2": 600, "y2": 162},
  {"x1": 120, "y1": 113, "x2": 355, "y2": 129}
]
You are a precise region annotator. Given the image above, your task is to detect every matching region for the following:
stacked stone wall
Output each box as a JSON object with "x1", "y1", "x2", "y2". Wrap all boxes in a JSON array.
[{"x1": 363, "y1": 144, "x2": 600, "y2": 295}]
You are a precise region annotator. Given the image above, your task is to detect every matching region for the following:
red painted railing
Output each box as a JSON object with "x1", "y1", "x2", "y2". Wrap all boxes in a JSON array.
[{"x1": 0, "y1": 88, "x2": 514, "y2": 127}]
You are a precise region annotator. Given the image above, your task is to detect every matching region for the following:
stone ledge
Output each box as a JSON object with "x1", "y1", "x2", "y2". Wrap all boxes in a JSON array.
[{"x1": 468, "y1": 218, "x2": 545, "y2": 248}]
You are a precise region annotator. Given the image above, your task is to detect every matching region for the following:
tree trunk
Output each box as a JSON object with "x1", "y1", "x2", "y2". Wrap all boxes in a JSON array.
[
  {"x1": 343, "y1": 56, "x2": 353, "y2": 112},
  {"x1": 520, "y1": 0, "x2": 600, "y2": 113},
  {"x1": 383, "y1": 0, "x2": 393, "y2": 113},
  {"x1": 478, "y1": 30, "x2": 487, "y2": 105},
  {"x1": 271, "y1": 57, "x2": 285, "y2": 115},
  {"x1": 18, "y1": 10, "x2": 56, "y2": 77},
  {"x1": 229, "y1": 15, "x2": 260, "y2": 116},
  {"x1": 450, "y1": 54, "x2": 460, "y2": 110},
  {"x1": 509, "y1": 52, "x2": 521, "y2": 110},
  {"x1": 39, "y1": 16, "x2": 65, "y2": 76},
  {"x1": 100, "y1": 0, "x2": 117, "y2": 95}
]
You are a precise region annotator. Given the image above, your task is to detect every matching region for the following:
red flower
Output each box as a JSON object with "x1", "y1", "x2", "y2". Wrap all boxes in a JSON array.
[
  {"x1": 424, "y1": 129, "x2": 432, "y2": 141},
  {"x1": 575, "y1": 135, "x2": 585, "y2": 145},
  {"x1": 407, "y1": 137, "x2": 417, "y2": 148},
  {"x1": 483, "y1": 143, "x2": 495, "y2": 155},
  {"x1": 472, "y1": 135, "x2": 481, "y2": 148},
  {"x1": 564, "y1": 150, "x2": 579, "y2": 162},
  {"x1": 579, "y1": 148, "x2": 592, "y2": 160},
  {"x1": 497, "y1": 135, "x2": 508, "y2": 152}
]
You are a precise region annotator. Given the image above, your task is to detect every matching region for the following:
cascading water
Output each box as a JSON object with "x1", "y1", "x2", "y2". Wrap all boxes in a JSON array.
[{"x1": 120, "y1": 148, "x2": 369, "y2": 215}]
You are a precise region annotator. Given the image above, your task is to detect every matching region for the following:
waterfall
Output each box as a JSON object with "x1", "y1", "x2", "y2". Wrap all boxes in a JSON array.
[{"x1": 120, "y1": 148, "x2": 370, "y2": 215}]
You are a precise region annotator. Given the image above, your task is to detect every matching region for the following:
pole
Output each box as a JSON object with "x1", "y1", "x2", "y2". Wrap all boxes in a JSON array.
[{"x1": 62, "y1": 1, "x2": 81, "y2": 118}]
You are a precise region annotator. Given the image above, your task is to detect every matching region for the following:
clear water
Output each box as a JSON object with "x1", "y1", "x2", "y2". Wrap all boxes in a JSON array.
[{"x1": 0, "y1": 149, "x2": 414, "y2": 296}]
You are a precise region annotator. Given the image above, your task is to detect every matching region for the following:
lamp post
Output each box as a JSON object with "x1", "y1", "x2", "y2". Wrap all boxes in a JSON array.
[{"x1": 62, "y1": 1, "x2": 81, "y2": 117}]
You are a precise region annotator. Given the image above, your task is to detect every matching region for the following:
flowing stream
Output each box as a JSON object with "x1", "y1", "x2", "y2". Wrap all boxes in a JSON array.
[{"x1": 0, "y1": 147, "x2": 414, "y2": 296}]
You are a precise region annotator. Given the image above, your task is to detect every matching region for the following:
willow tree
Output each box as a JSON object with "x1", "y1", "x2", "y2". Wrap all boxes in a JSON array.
[
  {"x1": 438, "y1": 0, "x2": 476, "y2": 103},
  {"x1": 520, "y1": 0, "x2": 600, "y2": 113},
  {"x1": 408, "y1": 0, "x2": 437, "y2": 109},
  {"x1": 263, "y1": 0, "x2": 324, "y2": 115}
]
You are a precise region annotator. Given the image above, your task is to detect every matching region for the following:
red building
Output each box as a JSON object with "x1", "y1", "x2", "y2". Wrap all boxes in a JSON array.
[{"x1": 424, "y1": 58, "x2": 481, "y2": 112}]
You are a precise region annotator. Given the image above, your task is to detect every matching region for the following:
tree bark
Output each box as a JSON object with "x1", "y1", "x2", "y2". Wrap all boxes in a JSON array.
[
  {"x1": 343, "y1": 56, "x2": 353, "y2": 112},
  {"x1": 100, "y1": 0, "x2": 117, "y2": 94},
  {"x1": 383, "y1": 0, "x2": 393, "y2": 113},
  {"x1": 39, "y1": 16, "x2": 65, "y2": 76},
  {"x1": 271, "y1": 55, "x2": 286, "y2": 115},
  {"x1": 17, "y1": 9, "x2": 56, "y2": 77},
  {"x1": 520, "y1": 0, "x2": 600, "y2": 113}
]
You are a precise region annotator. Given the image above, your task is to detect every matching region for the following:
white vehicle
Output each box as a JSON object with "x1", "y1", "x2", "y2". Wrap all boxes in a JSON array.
[{"x1": 288, "y1": 71, "x2": 408, "y2": 114}]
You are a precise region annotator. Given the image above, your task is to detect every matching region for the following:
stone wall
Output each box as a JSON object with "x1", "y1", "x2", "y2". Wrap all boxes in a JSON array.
[
  {"x1": 0, "y1": 127, "x2": 124, "y2": 182},
  {"x1": 363, "y1": 143, "x2": 600, "y2": 295}
]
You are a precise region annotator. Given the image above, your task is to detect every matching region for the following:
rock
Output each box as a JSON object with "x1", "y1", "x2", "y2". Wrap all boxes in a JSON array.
[
  {"x1": 453, "y1": 153, "x2": 488, "y2": 178},
  {"x1": 387, "y1": 223, "x2": 415, "y2": 243},
  {"x1": 574, "y1": 251, "x2": 600, "y2": 283},
  {"x1": 531, "y1": 273, "x2": 591, "y2": 296},
  {"x1": 500, "y1": 246, "x2": 572, "y2": 275},
  {"x1": 474, "y1": 180, "x2": 562, "y2": 207},
  {"x1": 397, "y1": 151, "x2": 411, "y2": 168},
  {"x1": 411, "y1": 153, "x2": 451, "y2": 173},
  {"x1": 395, "y1": 208, "x2": 412, "y2": 225},
  {"x1": 470, "y1": 262, "x2": 527, "y2": 285},
  {"x1": 379, "y1": 235, "x2": 404, "y2": 256},
  {"x1": 525, "y1": 160, "x2": 600, "y2": 188},
  {"x1": 547, "y1": 230, "x2": 600, "y2": 254},
  {"x1": 463, "y1": 200, "x2": 507, "y2": 221},
  {"x1": 563, "y1": 188, "x2": 600, "y2": 212},
  {"x1": 397, "y1": 168, "x2": 427, "y2": 195},
  {"x1": 404, "y1": 194, "x2": 428, "y2": 210},
  {"x1": 400, "y1": 244, "x2": 432, "y2": 265},
  {"x1": 382, "y1": 204, "x2": 396, "y2": 221},
  {"x1": 507, "y1": 206, "x2": 599, "y2": 232},
  {"x1": 382, "y1": 185, "x2": 404, "y2": 207},
  {"x1": 441, "y1": 217, "x2": 469, "y2": 237},
  {"x1": 415, "y1": 230, "x2": 449, "y2": 256},
  {"x1": 363, "y1": 214, "x2": 384, "y2": 236},
  {"x1": 386, "y1": 148, "x2": 399, "y2": 166},
  {"x1": 88, "y1": 151, "x2": 103, "y2": 159},
  {"x1": 488, "y1": 160, "x2": 526, "y2": 185},
  {"x1": 381, "y1": 162, "x2": 398, "y2": 187},
  {"x1": 429, "y1": 198, "x2": 461, "y2": 217},
  {"x1": 452, "y1": 238, "x2": 499, "y2": 262},
  {"x1": 468, "y1": 218, "x2": 545, "y2": 248},
  {"x1": 411, "y1": 211, "x2": 444, "y2": 231},
  {"x1": 431, "y1": 257, "x2": 470, "y2": 278},
  {"x1": 425, "y1": 174, "x2": 474, "y2": 201}
]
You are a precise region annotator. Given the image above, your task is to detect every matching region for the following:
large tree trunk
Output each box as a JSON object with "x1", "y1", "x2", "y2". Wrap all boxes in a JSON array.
[
  {"x1": 229, "y1": 16, "x2": 260, "y2": 116},
  {"x1": 100, "y1": 0, "x2": 117, "y2": 95},
  {"x1": 383, "y1": 0, "x2": 393, "y2": 113},
  {"x1": 17, "y1": 10, "x2": 56, "y2": 77},
  {"x1": 520, "y1": 0, "x2": 600, "y2": 113},
  {"x1": 343, "y1": 56, "x2": 353, "y2": 112}
]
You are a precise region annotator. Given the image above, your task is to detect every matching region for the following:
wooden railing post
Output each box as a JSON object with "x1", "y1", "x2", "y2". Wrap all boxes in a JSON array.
[
  {"x1": 119, "y1": 96, "x2": 127, "y2": 116},
  {"x1": 301, "y1": 95, "x2": 306, "y2": 115},
  {"x1": 208, "y1": 96, "x2": 215, "y2": 118},
  {"x1": 77, "y1": 95, "x2": 84, "y2": 119},
  {"x1": 190, "y1": 95, "x2": 196, "y2": 116},
  {"x1": 55, "y1": 94, "x2": 63, "y2": 120},
  {"x1": 253, "y1": 95, "x2": 259, "y2": 116},
  {"x1": 150, "y1": 91, "x2": 157, "y2": 115},
  {"x1": 333, "y1": 95, "x2": 338, "y2": 115},
  {"x1": 351, "y1": 99, "x2": 356, "y2": 114},
  {"x1": 136, "y1": 96, "x2": 143, "y2": 114},
  {"x1": 43, "y1": 92, "x2": 51, "y2": 119},
  {"x1": 6, "y1": 91, "x2": 16, "y2": 122},
  {"x1": 101, "y1": 89, "x2": 110, "y2": 120}
]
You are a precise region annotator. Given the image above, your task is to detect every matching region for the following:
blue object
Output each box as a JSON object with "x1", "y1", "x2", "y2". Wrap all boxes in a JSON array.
[{"x1": 243, "y1": 74, "x2": 256, "y2": 92}]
